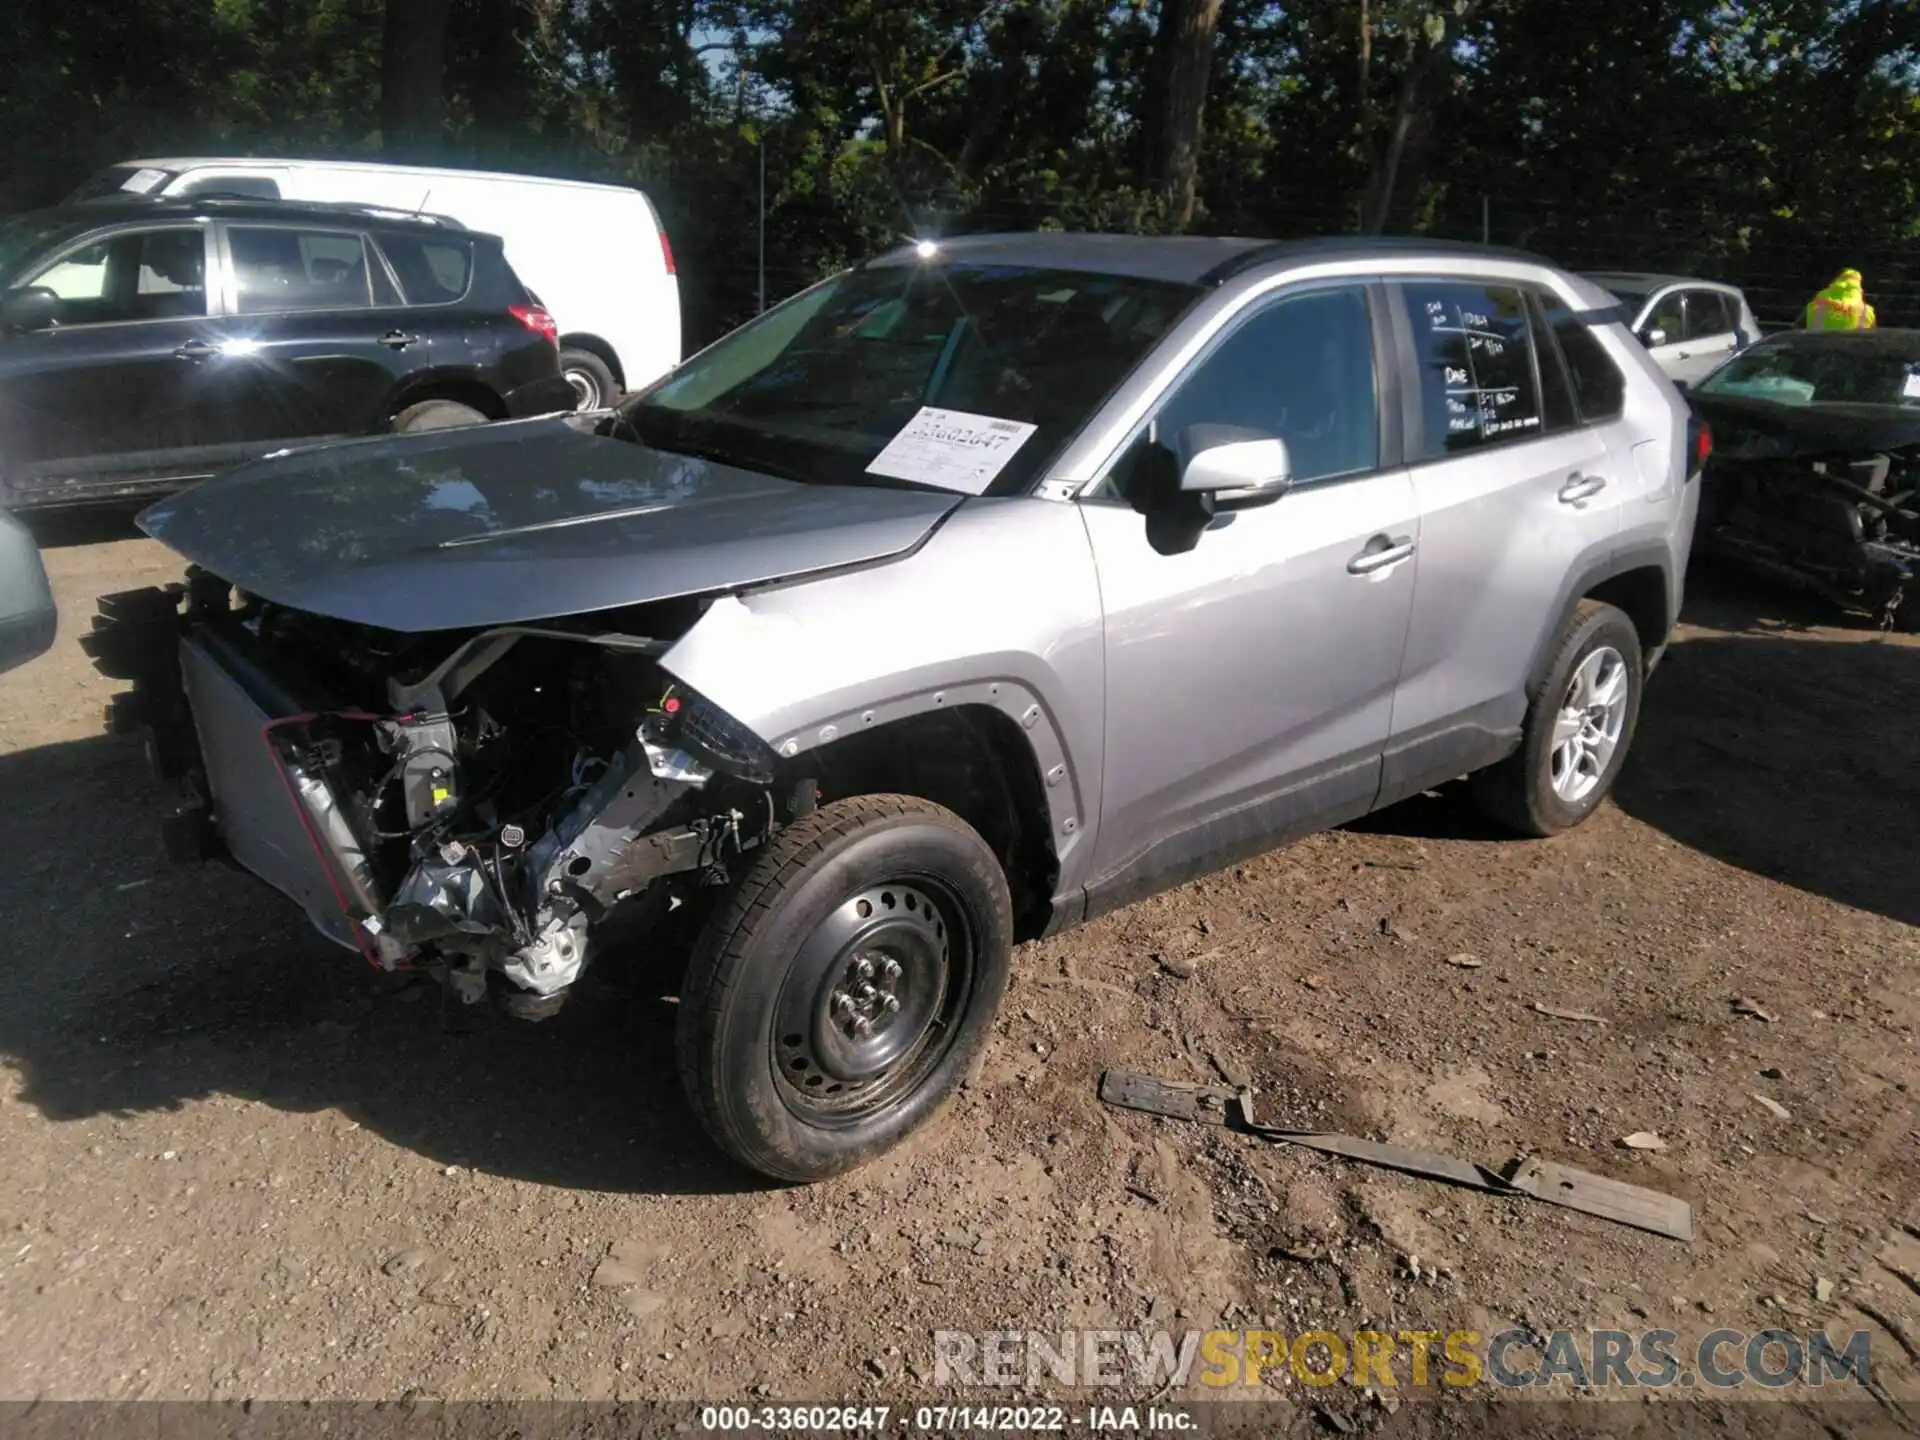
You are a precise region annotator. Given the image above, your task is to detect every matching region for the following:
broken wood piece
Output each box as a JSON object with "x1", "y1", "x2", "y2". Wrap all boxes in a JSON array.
[
  {"x1": 1098, "y1": 1069, "x2": 1234, "y2": 1126},
  {"x1": 1097, "y1": 1069, "x2": 1693, "y2": 1242},
  {"x1": 1532, "y1": 1002, "x2": 1608, "y2": 1024},
  {"x1": 1503, "y1": 1156, "x2": 1695, "y2": 1242}
]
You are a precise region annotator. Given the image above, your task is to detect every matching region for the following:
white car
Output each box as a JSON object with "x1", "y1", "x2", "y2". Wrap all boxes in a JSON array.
[
  {"x1": 1582, "y1": 271, "x2": 1763, "y2": 388},
  {"x1": 69, "y1": 157, "x2": 682, "y2": 411}
]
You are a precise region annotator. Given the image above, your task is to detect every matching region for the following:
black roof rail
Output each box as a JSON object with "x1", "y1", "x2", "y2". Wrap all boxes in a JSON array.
[
  {"x1": 69, "y1": 193, "x2": 469, "y2": 231},
  {"x1": 1197, "y1": 234, "x2": 1563, "y2": 286}
]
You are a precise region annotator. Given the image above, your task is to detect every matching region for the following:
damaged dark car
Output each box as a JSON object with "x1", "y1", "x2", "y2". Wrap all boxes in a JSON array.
[{"x1": 1687, "y1": 328, "x2": 1920, "y2": 629}]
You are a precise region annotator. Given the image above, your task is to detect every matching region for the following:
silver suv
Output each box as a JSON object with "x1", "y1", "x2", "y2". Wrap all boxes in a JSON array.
[{"x1": 96, "y1": 234, "x2": 1702, "y2": 1181}]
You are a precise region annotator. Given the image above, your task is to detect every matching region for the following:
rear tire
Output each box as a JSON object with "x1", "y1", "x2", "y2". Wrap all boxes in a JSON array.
[
  {"x1": 559, "y1": 349, "x2": 619, "y2": 411},
  {"x1": 676, "y1": 795, "x2": 1013, "y2": 1183},
  {"x1": 1471, "y1": 600, "x2": 1644, "y2": 837},
  {"x1": 389, "y1": 399, "x2": 489, "y2": 434}
]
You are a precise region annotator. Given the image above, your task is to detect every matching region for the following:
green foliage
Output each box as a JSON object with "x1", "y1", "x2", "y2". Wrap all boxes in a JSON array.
[{"x1": 1, "y1": 0, "x2": 1917, "y2": 333}]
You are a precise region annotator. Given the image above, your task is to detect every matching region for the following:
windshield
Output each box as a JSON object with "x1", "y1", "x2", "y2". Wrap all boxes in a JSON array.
[
  {"x1": 0, "y1": 213, "x2": 86, "y2": 286},
  {"x1": 1696, "y1": 337, "x2": 1920, "y2": 408},
  {"x1": 616, "y1": 258, "x2": 1199, "y2": 496}
]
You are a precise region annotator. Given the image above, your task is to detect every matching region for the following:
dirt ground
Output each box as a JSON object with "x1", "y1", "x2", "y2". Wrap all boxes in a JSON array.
[{"x1": 0, "y1": 514, "x2": 1916, "y2": 1435}]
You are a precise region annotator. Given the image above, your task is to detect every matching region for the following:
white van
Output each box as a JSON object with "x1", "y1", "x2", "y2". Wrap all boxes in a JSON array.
[{"x1": 70, "y1": 158, "x2": 681, "y2": 408}]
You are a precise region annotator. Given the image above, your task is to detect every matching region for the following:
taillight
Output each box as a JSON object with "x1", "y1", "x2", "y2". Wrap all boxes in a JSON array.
[
  {"x1": 1693, "y1": 420, "x2": 1713, "y2": 473},
  {"x1": 508, "y1": 303, "x2": 558, "y2": 346},
  {"x1": 659, "y1": 228, "x2": 676, "y2": 276}
]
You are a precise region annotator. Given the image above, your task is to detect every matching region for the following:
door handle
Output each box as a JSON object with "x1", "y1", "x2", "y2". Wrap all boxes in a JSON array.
[
  {"x1": 1347, "y1": 534, "x2": 1416, "y2": 575},
  {"x1": 378, "y1": 330, "x2": 420, "y2": 350},
  {"x1": 1558, "y1": 473, "x2": 1607, "y2": 505},
  {"x1": 174, "y1": 340, "x2": 217, "y2": 361}
]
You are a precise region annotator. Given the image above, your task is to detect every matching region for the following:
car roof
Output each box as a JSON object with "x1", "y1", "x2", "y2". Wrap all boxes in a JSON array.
[
  {"x1": 47, "y1": 195, "x2": 481, "y2": 238},
  {"x1": 868, "y1": 232, "x2": 1565, "y2": 286},
  {"x1": 1583, "y1": 270, "x2": 1741, "y2": 296},
  {"x1": 115, "y1": 157, "x2": 645, "y2": 196}
]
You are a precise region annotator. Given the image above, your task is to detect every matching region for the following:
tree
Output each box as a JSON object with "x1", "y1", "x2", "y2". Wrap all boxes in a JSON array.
[
  {"x1": 1358, "y1": 0, "x2": 1474, "y2": 233},
  {"x1": 2, "y1": 0, "x2": 1917, "y2": 336},
  {"x1": 381, "y1": 0, "x2": 455, "y2": 160},
  {"x1": 1147, "y1": 0, "x2": 1226, "y2": 231}
]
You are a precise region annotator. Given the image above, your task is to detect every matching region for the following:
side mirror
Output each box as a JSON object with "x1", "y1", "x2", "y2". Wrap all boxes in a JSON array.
[
  {"x1": 0, "y1": 287, "x2": 59, "y2": 333},
  {"x1": 1641, "y1": 327, "x2": 1669, "y2": 348},
  {"x1": 1177, "y1": 424, "x2": 1293, "y2": 510}
]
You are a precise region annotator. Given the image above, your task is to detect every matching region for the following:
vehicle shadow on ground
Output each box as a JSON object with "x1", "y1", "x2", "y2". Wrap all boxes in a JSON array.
[
  {"x1": 1352, "y1": 574, "x2": 1920, "y2": 926},
  {"x1": 1612, "y1": 627, "x2": 1920, "y2": 927},
  {"x1": 0, "y1": 733, "x2": 765, "y2": 1197},
  {"x1": 18, "y1": 503, "x2": 147, "y2": 550},
  {"x1": 1675, "y1": 557, "x2": 1885, "y2": 637}
]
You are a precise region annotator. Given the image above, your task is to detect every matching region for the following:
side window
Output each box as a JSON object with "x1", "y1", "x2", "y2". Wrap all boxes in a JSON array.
[
  {"x1": 1102, "y1": 286, "x2": 1378, "y2": 502},
  {"x1": 1683, "y1": 290, "x2": 1731, "y2": 341},
  {"x1": 1542, "y1": 299, "x2": 1627, "y2": 424},
  {"x1": 19, "y1": 228, "x2": 207, "y2": 323},
  {"x1": 230, "y1": 228, "x2": 372, "y2": 314},
  {"x1": 375, "y1": 233, "x2": 474, "y2": 305},
  {"x1": 25, "y1": 243, "x2": 113, "y2": 302},
  {"x1": 1400, "y1": 281, "x2": 1543, "y2": 458}
]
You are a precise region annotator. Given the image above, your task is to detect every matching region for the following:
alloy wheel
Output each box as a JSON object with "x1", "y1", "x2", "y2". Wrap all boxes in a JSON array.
[{"x1": 1548, "y1": 645, "x2": 1630, "y2": 803}]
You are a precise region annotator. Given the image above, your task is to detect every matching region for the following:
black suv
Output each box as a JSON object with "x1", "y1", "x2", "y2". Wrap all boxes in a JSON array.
[{"x1": 0, "y1": 197, "x2": 575, "y2": 509}]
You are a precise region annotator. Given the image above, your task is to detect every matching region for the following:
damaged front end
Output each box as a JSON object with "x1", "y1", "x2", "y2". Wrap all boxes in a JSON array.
[
  {"x1": 88, "y1": 573, "x2": 790, "y2": 1018},
  {"x1": 1694, "y1": 417, "x2": 1920, "y2": 628}
]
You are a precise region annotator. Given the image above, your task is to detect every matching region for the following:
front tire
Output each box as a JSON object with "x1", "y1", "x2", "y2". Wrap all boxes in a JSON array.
[
  {"x1": 1471, "y1": 599, "x2": 1644, "y2": 837},
  {"x1": 676, "y1": 795, "x2": 1013, "y2": 1182}
]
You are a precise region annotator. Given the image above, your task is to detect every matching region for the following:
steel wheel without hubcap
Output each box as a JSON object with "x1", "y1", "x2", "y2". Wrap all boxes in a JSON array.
[
  {"x1": 1549, "y1": 645, "x2": 1629, "y2": 803},
  {"x1": 772, "y1": 880, "x2": 973, "y2": 1126},
  {"x1": 564, "y1": 369, "x2": 602, "y2": 409}
]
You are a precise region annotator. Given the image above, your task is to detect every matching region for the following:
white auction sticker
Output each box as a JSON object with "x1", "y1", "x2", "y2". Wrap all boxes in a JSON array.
[
  {"x1": 866, "y1": 407, "x2": 1038, "y2": 495},
  {"x1": 120, "y1": 168, "x2": 169, "y2": 195},
  {"x1": 1903, "y1": 370, "x2": 1920, "y2": 400}
]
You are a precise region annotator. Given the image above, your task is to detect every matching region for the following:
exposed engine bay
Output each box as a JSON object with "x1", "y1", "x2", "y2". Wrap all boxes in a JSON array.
[
  {"x1": 88, "y1": 570, "x2": 801, "y2": 1019},
  {"x1": 1694, "y1": 422, "x2": 1920, "y2": 631}
]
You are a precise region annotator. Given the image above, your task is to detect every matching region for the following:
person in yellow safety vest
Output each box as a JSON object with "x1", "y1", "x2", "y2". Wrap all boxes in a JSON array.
[{"x1": 1805, "y1": 269, "x2": 1877, "y2": 330}]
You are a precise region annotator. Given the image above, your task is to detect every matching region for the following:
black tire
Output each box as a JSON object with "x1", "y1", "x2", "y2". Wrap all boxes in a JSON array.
[
  {"x1": 1471, "y1": 599, "x2": 1644, "y2": 837},
  {"x1": 676, "y1": 794, "x2": 1013, "y2": 1183},
  {"x1": 389, "y1": 399, "x2": 489, "y2": 434},
  {"x1": 559, "y1": 349, "x2": 619, "y2": 411}
]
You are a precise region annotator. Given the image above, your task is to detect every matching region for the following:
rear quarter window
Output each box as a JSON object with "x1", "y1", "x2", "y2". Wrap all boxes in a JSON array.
[
  {"x1": 374, "y1": 233, "x2": 474, "y2": 306},
  {"x1": 1542, "y1": 301, "x2": 1627, "y2": 423}
]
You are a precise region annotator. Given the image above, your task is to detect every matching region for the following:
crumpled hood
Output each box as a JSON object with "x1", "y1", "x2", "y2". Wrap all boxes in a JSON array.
[
  {"x1": 1691, "y1": 393, "x2": 1920, "y2": 459},
  {"x1": 138, "y1": 418, "x2": 962, "y2": 632}
]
